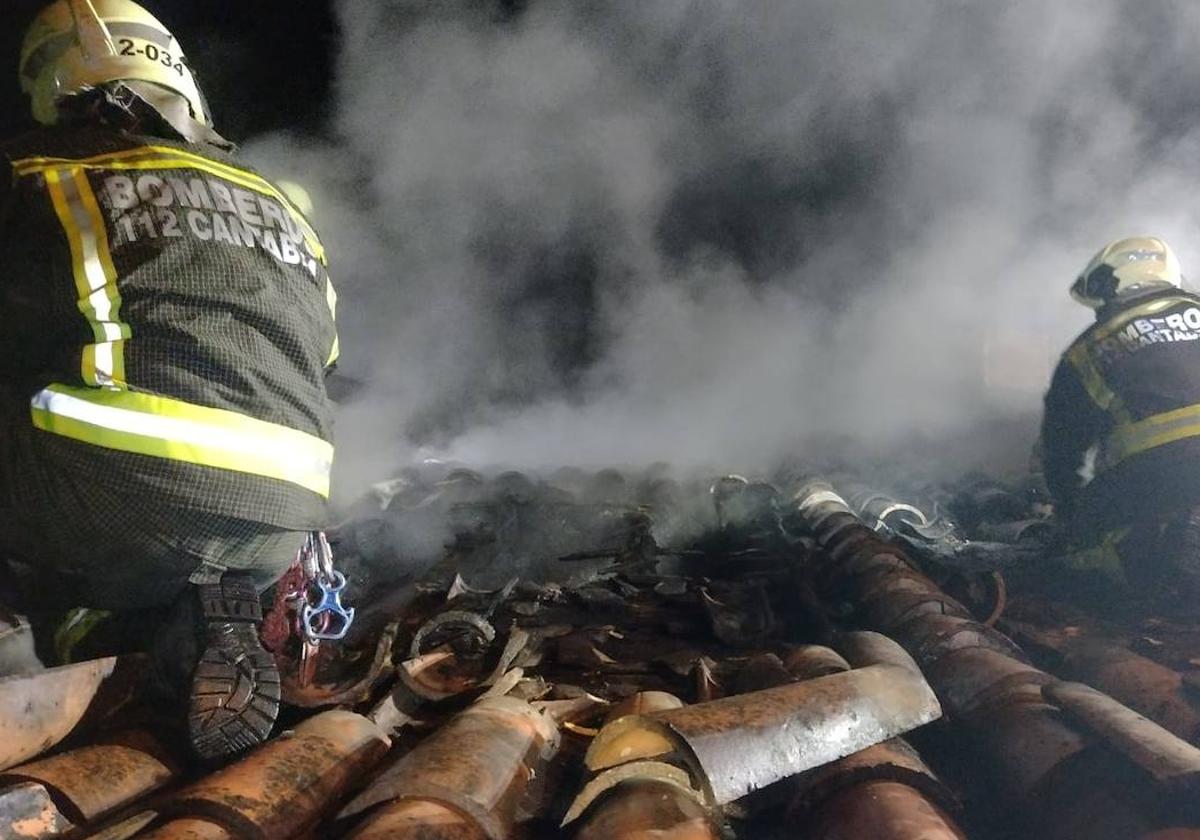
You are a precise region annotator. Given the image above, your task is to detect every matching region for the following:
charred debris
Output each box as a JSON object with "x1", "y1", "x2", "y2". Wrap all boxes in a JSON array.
[{"x1": 2, "y1": 464, "x2": 1199, "y2": 839}]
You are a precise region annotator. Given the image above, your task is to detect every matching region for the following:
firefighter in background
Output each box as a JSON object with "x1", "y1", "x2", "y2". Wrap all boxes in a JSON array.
[
  {"x1": 1042, "y1": 236, "x2": 1200, "y2": 604},
  {"x1": 0, "y1": 0, "x2": 339, "y2": 758}
]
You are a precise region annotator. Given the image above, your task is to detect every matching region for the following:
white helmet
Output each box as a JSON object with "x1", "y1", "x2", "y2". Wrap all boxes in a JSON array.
[
  {"x1": 1070, "y1": 236, "x2": 1182, "y2": 310},
  {"x1": 20, "y1": 0, "x2": 210, "y2": 127}
]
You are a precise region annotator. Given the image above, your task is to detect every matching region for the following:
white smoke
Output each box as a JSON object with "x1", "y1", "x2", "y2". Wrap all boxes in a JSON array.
[{"x1": 246, "y1": 0, "x2": 1200, "y2": 500}]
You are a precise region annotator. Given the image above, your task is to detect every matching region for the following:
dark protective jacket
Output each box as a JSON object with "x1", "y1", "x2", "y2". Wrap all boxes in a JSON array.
[
  {"x1": 0, "y1": 124, "x2": 338, "y2": 529},
  {"x1": 1042, "y1": 286, "x2": 1200, "y2": 533}
]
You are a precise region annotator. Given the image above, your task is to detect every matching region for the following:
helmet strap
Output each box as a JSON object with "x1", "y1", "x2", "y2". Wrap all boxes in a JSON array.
[{"x1": 67, "y1": 0, "x2": 116, "y2": 62}]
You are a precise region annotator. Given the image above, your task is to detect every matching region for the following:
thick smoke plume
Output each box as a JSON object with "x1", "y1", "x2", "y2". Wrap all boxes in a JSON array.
[{"x1": 247, "y1": 0, "x2": 1200, "y2": 501}]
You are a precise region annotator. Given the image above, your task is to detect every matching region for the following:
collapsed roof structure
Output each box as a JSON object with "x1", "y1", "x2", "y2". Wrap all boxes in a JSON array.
[{"x1": 1, "y1": 465, "x2": 1198, "y2": 839}]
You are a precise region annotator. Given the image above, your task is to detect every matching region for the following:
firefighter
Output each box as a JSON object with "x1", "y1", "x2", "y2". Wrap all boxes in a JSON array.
[
  {"x1": 0, "y1": 0, "x2": 339, "y2": 758},
  {"x1": 1042, "y1": 236, "x2": 1200, "y2": 605}
]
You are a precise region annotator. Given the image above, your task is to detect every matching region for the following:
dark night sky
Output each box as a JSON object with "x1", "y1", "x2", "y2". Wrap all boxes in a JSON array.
[{"x1": 0, "y1": 0, "x2": 339, "y2": 142}]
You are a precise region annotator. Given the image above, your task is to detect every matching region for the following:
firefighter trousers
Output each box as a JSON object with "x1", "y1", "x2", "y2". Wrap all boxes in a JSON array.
[
  {"x1": 1060, "y1": 504, "x2": 1200, "y2": 608},
  {"x1": 0, "y1": 388, "x2": 304, "y2": 612}
]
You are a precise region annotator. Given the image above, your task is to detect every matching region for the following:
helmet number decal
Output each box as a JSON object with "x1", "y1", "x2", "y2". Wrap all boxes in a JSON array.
[{"x1": 117, "y1": 38, "x2": 188, "y2": 77}]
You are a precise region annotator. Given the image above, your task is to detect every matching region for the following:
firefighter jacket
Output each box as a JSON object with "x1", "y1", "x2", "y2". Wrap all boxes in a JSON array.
[
  {"x1": 1042, "y1": 286, "x2": 1200, "y2": 529},
  {"x1": 0, "y1": 124, "x2": 338, "y2": 529}
]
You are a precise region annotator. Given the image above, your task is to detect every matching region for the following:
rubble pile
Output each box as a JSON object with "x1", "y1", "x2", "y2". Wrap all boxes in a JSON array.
[{"x1": 1, "y1": 466, "x2": 1199, "y2": 839}]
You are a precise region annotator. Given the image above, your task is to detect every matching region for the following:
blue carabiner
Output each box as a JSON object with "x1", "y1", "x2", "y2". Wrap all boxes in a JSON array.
[{"x1": 301, "y1": 569, "x2": 356, "y2": 642}]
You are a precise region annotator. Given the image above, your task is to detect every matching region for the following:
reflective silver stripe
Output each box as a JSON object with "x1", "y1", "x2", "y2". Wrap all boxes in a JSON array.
[
  {"x1": 324, "y1": 277, "x2": 339, "y2": 365},
  {"x1": 54, "y1": 171, "x2": 124, "y2": 386},
  {"x1": 107, "y1": 22, "x2": 173, "y2": 48}
]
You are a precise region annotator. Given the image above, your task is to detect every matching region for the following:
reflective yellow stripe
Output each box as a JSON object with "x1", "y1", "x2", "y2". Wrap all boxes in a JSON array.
[
  {"x1": 1069, "y1": 295, "x2": 1198, "y2": 431},
  {"x1": 31, "y1": 384, "x2": 332, "y2": 497},
  {"x1": 44, "y1": 169, "x2": 128, "y2": 388},
  {"x1": 1090, "y1": 294, "x2": 1195, "y2": 343},
  {"x1": 1102, "y1": 402, "x2": 1200, "y2": 470},
  {"x1": 14, "y1": 146, "x2": 169, "y2": 171},
  {"x1": 54, "y1": 608, "x2": 111, "y2": 665},
  {"x1": 1062, "y1": 528, "x2": 1129, "y2": 584},
  {"x1": 1066, "y1": 342, "x2": 1132, "y2": 424},
  {"x1": 14, "y1": 147, "x2": 326, "y2": 264}
]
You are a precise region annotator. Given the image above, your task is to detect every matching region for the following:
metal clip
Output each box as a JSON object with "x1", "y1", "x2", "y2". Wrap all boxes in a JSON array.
[
  {"x1": 312, "y1": 531, "x2": 336, "y2": 581},
  {"x1": 301, "y1": 568, "x2": 356, "y2": 642},
  {"x1": 299, "y1": 544, "x2": 316, "y2": 582},
  {"x1": 299, "y1": 532, "x2": 321, "y2": 581}
]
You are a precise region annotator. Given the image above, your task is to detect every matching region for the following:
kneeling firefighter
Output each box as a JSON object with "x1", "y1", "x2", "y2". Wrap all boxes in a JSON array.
[
  {"x1": 1042, "y1": 236, "x2": 1200, "y2": 603},
  {"x1": 0, "y1": 0, "x2": 347, "y2": 758}
]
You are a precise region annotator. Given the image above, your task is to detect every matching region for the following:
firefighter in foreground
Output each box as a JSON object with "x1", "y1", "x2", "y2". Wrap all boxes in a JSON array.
[
  {"x1": 1042, "y1": 237, "x2": 1200, "y2": 605},
  {"x1": 0, "y1": 0, "x2": 339, "y2": 758}
]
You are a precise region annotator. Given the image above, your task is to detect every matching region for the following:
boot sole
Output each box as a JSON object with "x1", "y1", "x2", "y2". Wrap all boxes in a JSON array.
[{"x1": 188, "y1": 621, "x2": 281, "y2": 760}]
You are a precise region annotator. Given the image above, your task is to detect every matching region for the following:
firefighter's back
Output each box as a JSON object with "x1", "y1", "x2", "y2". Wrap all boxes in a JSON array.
[
  {"x1": 0, "y1": 0, "x2": 343, "y2": 761},
  {"x1": 0, "y1": 124, "x2": 338, "y2": 534}
]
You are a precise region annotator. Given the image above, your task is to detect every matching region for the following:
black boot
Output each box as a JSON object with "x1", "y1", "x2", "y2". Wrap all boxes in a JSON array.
[{"x1": 187, "y1": 573, "x2": 281, "y2": 760}]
